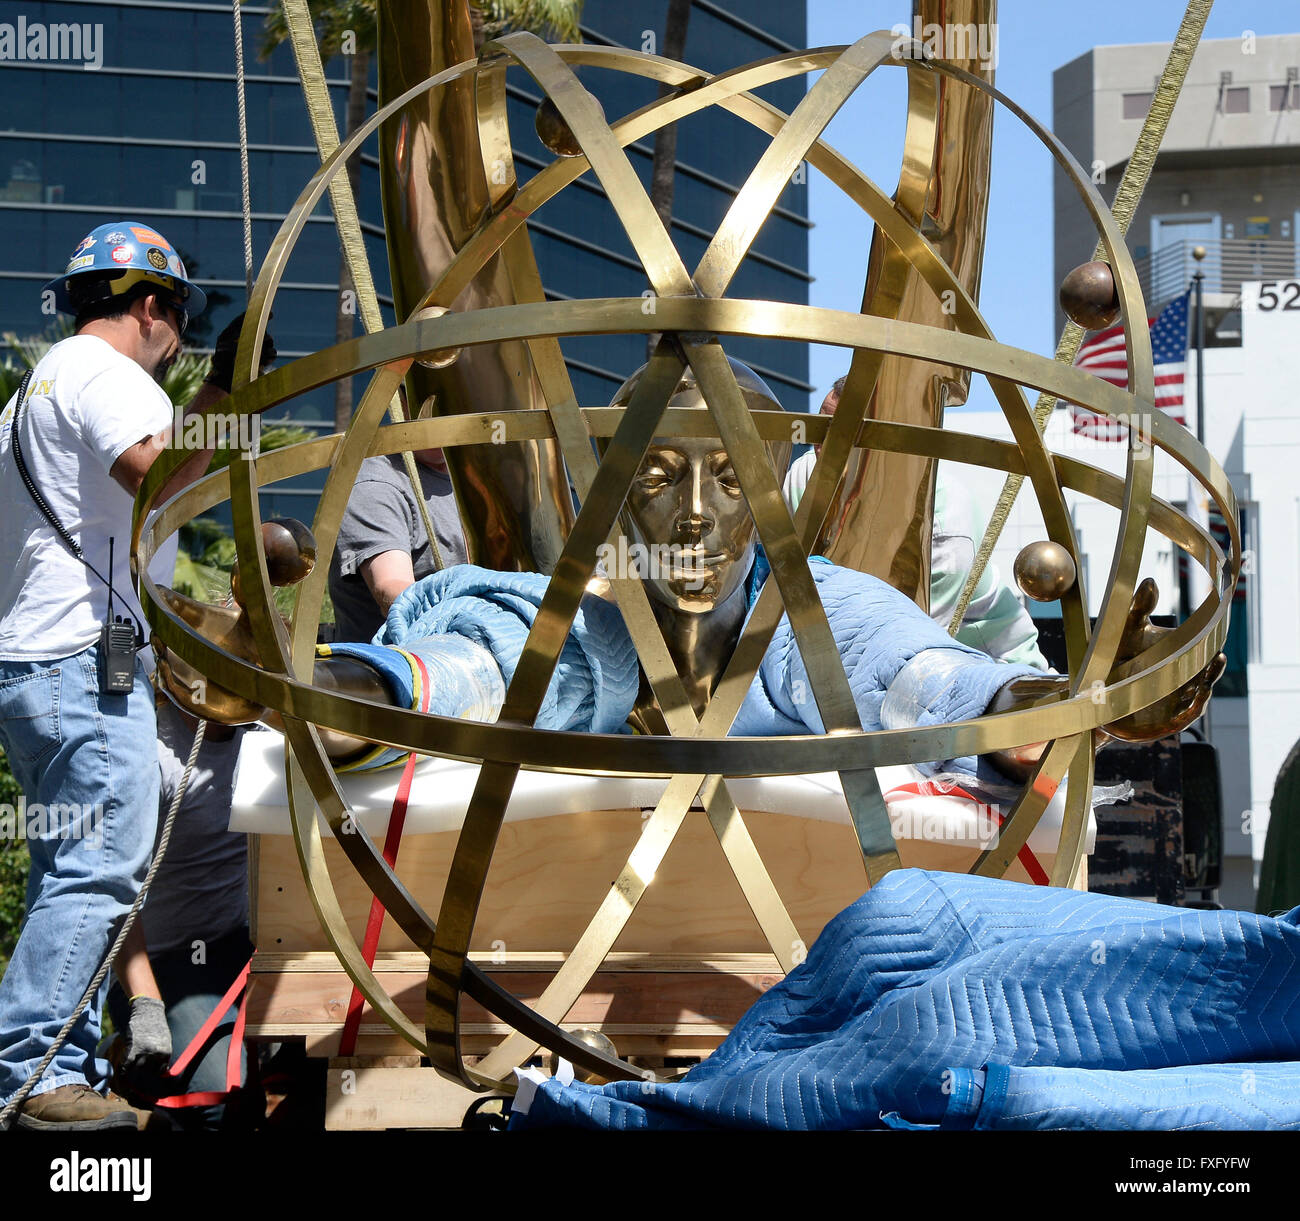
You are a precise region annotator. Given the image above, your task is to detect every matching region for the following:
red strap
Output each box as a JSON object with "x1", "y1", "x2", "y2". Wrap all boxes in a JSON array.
[
  {"x1": 338, "y1": 654, "x2": 432, "y2": 1056},
  {"x1": 152, "y1": 958, "x2": 252, "y2": 1109},
  {"x1": 225, "y1": 974, "x2": 248, "y2": 1089},
  {"x1": 154, "y1": 1089, "x2": 231, "y2": 1109},
  {"x1": 886, "y1": 781, "x2": 1050, "y2": 886}
]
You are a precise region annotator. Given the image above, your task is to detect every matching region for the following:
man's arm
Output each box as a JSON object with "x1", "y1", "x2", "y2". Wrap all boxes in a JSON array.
[
  {"x1": 110, "y1": 312, "x2": 275, "y2": 499},
  {"x1": 109, "y1": 381, "x2": 226, "y2": 499},
  {"x1": 112, "y1": 921, "x2": 172, "y2": 1091},
  {"x1": 360, "y1": 549, "x2": 417, "y2": 620},
  {"x1": 114, "y1": 920, "x2": 161, "y2": 1001}
]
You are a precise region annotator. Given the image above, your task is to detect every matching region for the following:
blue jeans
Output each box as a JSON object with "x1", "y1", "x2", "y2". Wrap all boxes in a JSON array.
[{"x1": 0, "y1": 645, "x2": 159, "y2": 1104}]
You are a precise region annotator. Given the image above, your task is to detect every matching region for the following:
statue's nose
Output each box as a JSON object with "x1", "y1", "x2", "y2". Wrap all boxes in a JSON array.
[{"x1": 676, "y1": 466, "x2": 715, "y2": 538}]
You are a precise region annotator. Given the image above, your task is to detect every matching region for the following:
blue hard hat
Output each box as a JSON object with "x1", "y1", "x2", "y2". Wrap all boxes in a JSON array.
[{"x1": 42, "y1": 221, "x2": 208, "y2": 319}]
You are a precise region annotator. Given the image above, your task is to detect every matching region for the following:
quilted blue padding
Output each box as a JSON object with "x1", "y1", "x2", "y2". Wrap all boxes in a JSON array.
[
  {"x1": 380, "y1": 562, "x2": 1037, "y2": 775},
  {"x1": 510, "y1": 870, "x2": 1300, "y2": 1130},
  {"x1": 733, "y1": 563, "x2": 1039, "y2": 774},
  {"x1": 380, "y1": 566, "x2": 640, "y2": 733}
]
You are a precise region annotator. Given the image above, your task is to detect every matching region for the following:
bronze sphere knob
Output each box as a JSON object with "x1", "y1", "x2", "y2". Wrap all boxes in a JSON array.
[
  {"x1": 547, "y1": 1028, "x2": 619, "y2": 1084},
  {"x1": 535, "y1": 96, "x2": 585, "y2": 158},
  {"x1": 262, "y1": 518, "x2": 317, "y2": 586},
  {"x1": 408, "y1": 304, "x2": 460, "y2": 370},
  {"x1": 1014, "y1": 540, "x2": 1077, "y2": 602},
  {"x1": 1059, "y1": 261, "x2": 1121, "y2": 331},
  {"x1": 230, "y1": 518, "x2": 317, "y2": 608}
]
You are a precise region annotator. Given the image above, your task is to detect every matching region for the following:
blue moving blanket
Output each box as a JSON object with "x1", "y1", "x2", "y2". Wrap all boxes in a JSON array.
[
  {"x1": 375, "y1": 561, "x2": 1039, "y2": 777},
  {"x1": 510, "y1": 870, "x2": 1300, "y2": 1130}
]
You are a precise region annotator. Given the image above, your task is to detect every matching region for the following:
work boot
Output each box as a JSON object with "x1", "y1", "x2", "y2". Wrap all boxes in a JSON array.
[{"x1": 14, "y1": 1083, "x2": 146, "y2": 1131}]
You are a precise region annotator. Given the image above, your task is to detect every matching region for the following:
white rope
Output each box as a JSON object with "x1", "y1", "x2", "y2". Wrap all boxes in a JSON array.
[
  {"x1": 231, "y1": 0, "x2": 261, "y2": 458},
  {"x1": 0, "y1": 715, "x2": 209, "y2": 1130},
  {"x1": 232, "y1": 0, "x2": 254, "y2": 299}
]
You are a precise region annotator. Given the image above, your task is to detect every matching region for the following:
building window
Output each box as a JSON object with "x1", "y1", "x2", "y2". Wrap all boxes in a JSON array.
[
  {"x1": 1222, "y1": 86, "x2": 1250, "y2": 114},
  {"x1": 1122, "y1": 91, "x2": 1152, "y2": 120},
  {"x1": 1269, "y1": 83, "x2": 1300, "y2": 111}
]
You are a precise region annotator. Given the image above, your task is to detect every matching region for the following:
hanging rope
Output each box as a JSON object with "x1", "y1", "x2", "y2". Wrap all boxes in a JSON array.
[
  {"x1": 279, "y1": 0, "x2": 444, "y2": 571},
  {"x1": 231, "y1": 0, "x2": 254, "y2": 299},
  {"x1": 947, "y1": 0, "x2": 1214, "y2": 637}
]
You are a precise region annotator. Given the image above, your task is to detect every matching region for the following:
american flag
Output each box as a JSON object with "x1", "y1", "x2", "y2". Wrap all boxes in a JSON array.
[{"x1": 1069, "y1": 288, "x2": 1191, "y2": 440}]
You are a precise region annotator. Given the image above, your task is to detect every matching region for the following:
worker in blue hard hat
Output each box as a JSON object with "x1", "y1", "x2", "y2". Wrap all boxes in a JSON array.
[
  {"x1": 44, "y1": 221, "x2": 209, "y2": 386},
  {"x1": 0, "y1": 220, "x2": 271, "y2": 1131}
]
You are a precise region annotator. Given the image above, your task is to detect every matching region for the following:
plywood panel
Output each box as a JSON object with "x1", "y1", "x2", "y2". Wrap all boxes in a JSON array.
[{"x1": 252, "y1": 807, "x2": 1064, "y2": 957}]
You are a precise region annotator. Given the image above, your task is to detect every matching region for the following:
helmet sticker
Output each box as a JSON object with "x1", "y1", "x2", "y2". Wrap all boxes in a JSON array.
[
  {"x1": 110, "y1": 245, "x2": 134, "y2": 264},
  {"x1": 66, "y1": 254, "x2": 95, "y2": 271},
  {"x1": 72, "y1": 235, "x2": 96, "y2": 256},
  {"x1": 104, "y1": 230, "x2": 127, "y2": 245},
  {"x1": 166, "y1": 254, "x2": 184, "y2": 276},
  {"x1": 146, "y1": 247, "x2": 168, "y2": 271},
  {"x1": 130, "y1": 226, "x2": 171, "y2": 250}
]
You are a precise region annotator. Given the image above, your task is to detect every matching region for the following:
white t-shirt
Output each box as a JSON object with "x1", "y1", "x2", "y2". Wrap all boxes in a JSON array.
[{"x1": 0, "y1": 334, "x2": 179, "y2": 662}]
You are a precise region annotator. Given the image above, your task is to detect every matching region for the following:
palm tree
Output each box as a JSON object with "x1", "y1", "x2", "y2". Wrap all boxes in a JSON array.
[
  {"x1": 649, "y1": 0, "x2": 691, "y2": 231},
  {"x1": 261, "y1": 1, "x2": 584, "y2": 433},
  {"x1": 473, "y1": 1, "x2": 584, "y2": 43}
]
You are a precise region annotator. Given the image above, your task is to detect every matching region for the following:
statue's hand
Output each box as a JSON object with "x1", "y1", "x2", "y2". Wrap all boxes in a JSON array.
[
  {"x1": 983, "y1": 577, "x2": 1225, "y2": 777},
  {"x1": 984, "y1": 673, "x2": 1069, "y2": 781},
  {"x1": 153, "y1": 592, "x2": 268, "y2": 724},
  {"x1": 152, "y1": 518, "x2": 316, "y2": 724},
  {"x1": 1100, "y1": 577, "x2": 1226, "y2": 742}
]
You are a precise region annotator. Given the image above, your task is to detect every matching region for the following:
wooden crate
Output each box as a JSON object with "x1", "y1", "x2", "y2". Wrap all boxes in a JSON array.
[
  {"x1": 247, "y1": 807, "x2": 1076, "y2": 1054},
  {"x1": 245, "y1": 806, "x2": 1084, "y2": 1127}
]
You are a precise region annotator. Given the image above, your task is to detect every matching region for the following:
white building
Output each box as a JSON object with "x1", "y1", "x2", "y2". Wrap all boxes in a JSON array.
[
  {"x1": 946, "y1": 280, "x2": 1298, "y2": 909},
  {"x1": 953, "y1": 32, "x2": 1300, "y2": 909}
]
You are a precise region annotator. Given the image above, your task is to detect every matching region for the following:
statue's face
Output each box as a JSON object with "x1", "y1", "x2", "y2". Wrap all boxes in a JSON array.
[{"x1": 623, "y1": 435, "x2": 755, "y2": 613}]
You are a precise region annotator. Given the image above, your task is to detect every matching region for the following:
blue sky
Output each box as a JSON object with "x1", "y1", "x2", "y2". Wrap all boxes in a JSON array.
[{"x1": 805, "y1": 0, "x2": 1299, "y2": 409}]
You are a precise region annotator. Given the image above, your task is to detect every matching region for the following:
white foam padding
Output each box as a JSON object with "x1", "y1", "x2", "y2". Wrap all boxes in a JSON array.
[{"x1": 231, "y1": 730, "x2": 1093, "y2": 854}]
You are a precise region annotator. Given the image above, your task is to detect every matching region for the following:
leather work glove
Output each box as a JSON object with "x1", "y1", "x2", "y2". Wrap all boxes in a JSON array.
[
  {"x1": 205, "y1": 311, "x2": 277, "y2": 394},
  {"x1": 121, "y1": 996, "x2": 173, "y2": 1095}
]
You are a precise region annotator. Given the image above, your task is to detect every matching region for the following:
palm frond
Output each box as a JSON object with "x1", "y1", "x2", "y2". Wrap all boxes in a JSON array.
[
  {"x1": 473, "y1": 0, "x2": 585, "y2": 44},
  {"x1": 161, "y1": 352, "x2": 212, "y2": 410},
  {"x1": 261, "y1": 0, "x2": 377, "y2": 62},
  {"x1": 170, "y1": 550, "x2": 234, "y2": 602}
]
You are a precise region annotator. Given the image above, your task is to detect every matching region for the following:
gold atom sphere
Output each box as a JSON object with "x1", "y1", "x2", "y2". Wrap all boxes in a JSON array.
[{"x1": 132, "y1": 33, "x2": 1239, "y2": 1092}]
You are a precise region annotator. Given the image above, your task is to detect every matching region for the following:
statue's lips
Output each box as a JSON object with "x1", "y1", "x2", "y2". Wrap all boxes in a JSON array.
[{"x1": 667, "y1": 551, "x2": 728, "y2": 574}]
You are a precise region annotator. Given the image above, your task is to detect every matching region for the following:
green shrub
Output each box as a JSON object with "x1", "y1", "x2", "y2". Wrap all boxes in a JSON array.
[{"x1": 0, "y1": 751, "x2": 29, "y2": 975}]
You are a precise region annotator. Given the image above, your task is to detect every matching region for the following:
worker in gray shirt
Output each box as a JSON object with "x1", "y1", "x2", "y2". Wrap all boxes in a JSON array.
[{"x1": 328, "y1": 447, "x2": 469, "y2": 642}]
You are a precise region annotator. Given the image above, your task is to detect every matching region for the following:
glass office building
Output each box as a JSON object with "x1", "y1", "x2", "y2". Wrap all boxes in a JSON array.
[{"x1": 1, "y1": 0, "x2": 810, "y2": 513}]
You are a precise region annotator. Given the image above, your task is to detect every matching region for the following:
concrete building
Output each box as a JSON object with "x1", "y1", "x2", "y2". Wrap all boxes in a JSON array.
[{"x1": 1054, "y1": 33, "x2": 1300, "y2": 335}]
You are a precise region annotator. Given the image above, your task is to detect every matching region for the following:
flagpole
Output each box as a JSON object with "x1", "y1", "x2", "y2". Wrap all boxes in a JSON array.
[
  {"x1": 1193, "y1": 244, "x2": 1206, "y2": 445},
  {"x1": 1188, "y1": 244, "x2": 1212, "y2": 742}
]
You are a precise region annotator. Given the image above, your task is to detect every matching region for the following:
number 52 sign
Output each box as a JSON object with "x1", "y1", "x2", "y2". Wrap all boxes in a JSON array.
[{"x1": 1253, "y1": 280, "x2": 1300, "y2": 311}]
